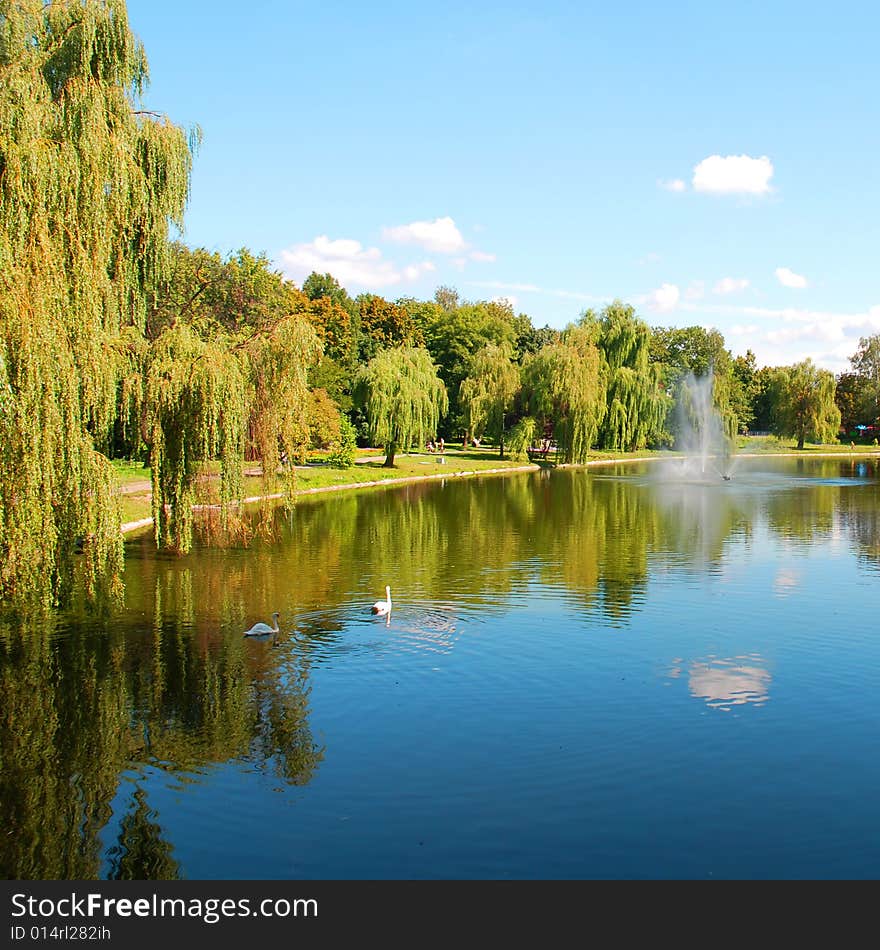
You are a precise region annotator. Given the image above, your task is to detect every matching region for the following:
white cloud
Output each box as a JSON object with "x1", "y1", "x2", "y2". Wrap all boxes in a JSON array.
[
  {"x1": 278, "y1": 235, "x2": 433, "y2": 289},
  {"x1": 692, "y1": 154, "x2": 774, "y2": 195},
  {"x1": 470, "y1": 250, "x2": 497, "y2": 263},
  {"x1": 714, "y1": 277, "x2": 750, "y2": 295},
  {"x1": 686, "y1": 301, "x2": 880, "y2": 372},
  {"x1": 775, "y1": 267, "x2": 808, "y2": 289},
  {"x1": 647, "y1": 283, "x2": 681, "y2": 312},
  {"x1": 403, "y1": 261, "x2": 436, "y2": 281},
  {"x1": 685, "y1": 281, "x2": 705, "y2": 301},
  {"x1": 382, "y1": 216, "x2": 467, "y2": 254},
  {"x1": 659, "y1": 178, "x2": 687, "y2": 192}
]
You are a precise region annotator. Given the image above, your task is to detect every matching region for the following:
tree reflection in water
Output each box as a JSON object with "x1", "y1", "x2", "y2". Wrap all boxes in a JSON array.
[{"x1": 0, "y1": 455, "x2": 877, "y2": 877}]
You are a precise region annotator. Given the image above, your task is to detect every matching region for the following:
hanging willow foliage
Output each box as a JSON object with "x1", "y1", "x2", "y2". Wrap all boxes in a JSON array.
[
  {"x1": 459, "y1": 343, "x2": 521, "y2": 455},
  {"x1": 356, "y1": 346, "x2": 448, "y2": 467},
  {"x1": 0, "y1": 0, "x2": 194, "y2": 604},
  {"x1": 244, "y1": 314, "x2": 323, "y2": 498},
  {"x1": 146, "y1": 325, "x2": 245, "y2": 555},
  {"x1": 589, "y1": 303, "x2": 669, "y2": 451},
  {"x1": 524, "y1": 326, "x2": 605, "y2": 464}
]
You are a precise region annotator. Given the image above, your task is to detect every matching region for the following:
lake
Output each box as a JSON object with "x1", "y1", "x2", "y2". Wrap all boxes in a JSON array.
[{"x1": 2, "y1": 454, "x2": 879, "y2": 879}]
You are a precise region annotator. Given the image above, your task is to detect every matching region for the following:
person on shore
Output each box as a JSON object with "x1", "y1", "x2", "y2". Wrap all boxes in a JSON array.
[{"x1": 439, "y1": 438, "x2": 445, "y2": 453}]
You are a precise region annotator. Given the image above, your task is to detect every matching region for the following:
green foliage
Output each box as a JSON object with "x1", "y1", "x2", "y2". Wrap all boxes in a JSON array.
[
  {"x1": 434, "y1": 286, "x2": 461, "y2": 312},
  {"x1": 0, "y1": 0, "x2": 193, "y2": 604},
  {"x1": 650, "y1": 324, "x2": 739, "y2": 439},
  {"x1": 730, "y1": 349, "x2": 758, "y2": 433},
  {"x1": 585, "y1": 302, "x2": 668, "y2": 450},
  {"x1": 459, "y1": 343, "x2": 521, "y2": 454},
  {"x1": 835, "y1": 372, "x2": 870, "y2": 433},
  {"x1": 325, "y1": 415, "x2": 358, "y2": 468},
  {"x1": 506, "y1": 416, "x2": 538, "y2": 461},
  {"x1": 146, "y1": 325, "x2": 246, "y2": 553},
  {"x1": 308, "y1": 388, "x2": 342, "y2": 450},
  {"x1": 413, "y1": 296, "x2": 518, "y2": 434},
  {"x1": 244, "y1": 315, "x2": 322, "y2": 476},
  {"x1": 356, "y1": 294, "x2": 422, "y2": 363},
  {"x1": 771, "y1": 359, "x2": 841, "y2": 450},
  {"x1": 849, "y1": 334, "x2": 880, "y2": 425},
  {"x1": 356, "y1": 346, "x2": 448, "y2": 466},
  {"x1": 523, "y1": 325, "x2": 604, "y2": 464}
]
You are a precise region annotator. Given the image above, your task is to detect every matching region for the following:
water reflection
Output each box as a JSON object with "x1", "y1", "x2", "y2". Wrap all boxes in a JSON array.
[
  {"x1": 669, "y1": 655, "x2": 772, "y2": 709},
  {"x1": 0, "y1": 455, "x2": 877, "y2": 878},
  {"x1": 0, "y1": 593, "x2": 322, "y2": 879}
]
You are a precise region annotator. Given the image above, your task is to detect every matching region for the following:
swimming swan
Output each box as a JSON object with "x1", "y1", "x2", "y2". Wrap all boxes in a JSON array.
[
  {"x1": 371, "y1": 586, "x2": 392, "y2": 616},
  {"x1": 244, "y1": 612, "x2": 281, "y2": 637}
]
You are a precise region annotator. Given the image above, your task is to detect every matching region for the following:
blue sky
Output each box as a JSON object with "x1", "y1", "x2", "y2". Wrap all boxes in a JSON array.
[{"x1": 127, "y1": 0, "x2": 880, "y2": 371}]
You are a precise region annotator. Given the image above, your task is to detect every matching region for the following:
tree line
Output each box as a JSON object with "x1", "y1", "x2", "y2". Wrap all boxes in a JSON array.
[{"x1": 1, "y1": 1, "x2": 878, "y2": 606}]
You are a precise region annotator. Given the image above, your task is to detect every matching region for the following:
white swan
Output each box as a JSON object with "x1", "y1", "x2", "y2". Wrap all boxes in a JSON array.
[
  {"x1": 371, "y1": 586, "x2": 392, "y2": 616},
  {"x1": 244, "y1": 612, "x2": 280, "y2": 637}
]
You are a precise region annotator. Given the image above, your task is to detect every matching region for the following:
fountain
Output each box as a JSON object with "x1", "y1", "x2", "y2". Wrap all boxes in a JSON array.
[{"x1": 672, "y1": 371, "x2": 736, "y2": 482}]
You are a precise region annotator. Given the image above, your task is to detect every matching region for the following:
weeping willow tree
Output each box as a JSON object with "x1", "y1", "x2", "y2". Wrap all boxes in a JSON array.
[
  {"x1": 586, "y1": 302, "x2": 669, "y2": 451},
  {"x1": 245, "y1": 315, "x2": 323, "y2": 491},
  {"x1": 146, "y1": 325, "x2": 245, "y2": 554},
  {"x1": 356, "y1": 346, "x2": 448, "y2": 467},
  {"x1": 771, "y1": 359, "x2": 841, "y2": 450},
  {"x1": 523, "y1": 326, "x2": 605, "y2": 464},
  {"x1": 0, "y1": 0, "x2": 194, "y2": 604},
  {"x1": 459, "y1": 343, "x2": 521, "y2": 455}
]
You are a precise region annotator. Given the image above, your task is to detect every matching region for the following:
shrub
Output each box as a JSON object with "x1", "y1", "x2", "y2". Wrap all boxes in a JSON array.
[
  {"x1": 325, "y1": 416, "x2": 358, "y2": 468},
  {"x1": 506, "y1": 417, "x2": 538, "y2": 461}
]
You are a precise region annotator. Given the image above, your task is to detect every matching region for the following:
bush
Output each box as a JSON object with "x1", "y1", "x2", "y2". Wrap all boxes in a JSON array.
[
  {"x1": 308, "y1": 388, "x2": 342, "y2": 450},
  {"x1": 506, "y1": 417, "x2": 538, "y2": 461},
  {"x1": 325, "y1": 416, "x2": 358, "y2": 468}
]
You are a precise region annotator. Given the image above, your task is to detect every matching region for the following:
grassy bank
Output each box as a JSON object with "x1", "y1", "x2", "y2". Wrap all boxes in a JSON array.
[
  {"x1": 113, "y1": 437, "x2": 880, "y2": 532},
  {"x1": 113, "y1": 449, "x2": 538, "y2": 529}
]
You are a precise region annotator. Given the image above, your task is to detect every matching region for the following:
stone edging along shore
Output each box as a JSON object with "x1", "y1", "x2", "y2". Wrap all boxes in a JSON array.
[{"x1": 119, "y1": 449, "x2": 880, "y2": 536}]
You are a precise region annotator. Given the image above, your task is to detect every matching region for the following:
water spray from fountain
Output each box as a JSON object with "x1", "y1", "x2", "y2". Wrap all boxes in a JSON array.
[{"x1": 674, "y1": 370, "x2": 736, "y2": 482}]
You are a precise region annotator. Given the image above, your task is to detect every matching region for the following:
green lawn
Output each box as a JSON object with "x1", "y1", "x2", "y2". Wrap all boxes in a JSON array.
[
  {"x1": 113, "y1": 438, "x2": 879, "y2": 530},
  {"x1": 291, "y1": 449, "x2": 535, "y2": 492}
]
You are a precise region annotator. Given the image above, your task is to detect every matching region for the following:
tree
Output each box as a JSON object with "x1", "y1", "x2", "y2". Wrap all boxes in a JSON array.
[
  {"x1": 146, "y1": 325, "x2": 245, "y2": 554},
  {"x1": 850, "y1": 334, "x2": 880, "y2": 426},
  {"x1": 0, "y1": 0, "x2": 194, "y2": 604},
  {"x1": 144, "y1": 245, "x2": 324, "y2": 548},
  {"x1": 302, "y1": 272, "x2": 356, "y2": 316},
  {"x1": 523, "y1": 326, "x2": 605, "y2": 464},
  {"x1": 585, "y1": 302, "x2": 668, "y2": 450},
  {"x1": 835, "y1": 372, "x2": 870, "y2": 435},
  {"x1": 728, "y1": 349, "x2": 759, "y2": 433},
  {"x1": 414, "y1": 298, "x2": 517, "y2": 437},
  {"x1": 308, "y1": 388, "x2": 343, "y2": 451},
  {"x1": 772, "y1": 359, "x2": 841, "y2": 450},
  {"x1": 243, "y1": 314, "x2": 323, "y2": 476},
  {"x1": 355, "y1": 347, "x2": 448, "y2": 467},
  {"x1": 459, "y1": 344, "x2": 521, "y2": 455},
  {"x1": 434, "y1": 286, "x2": 460, "y2": 312},
  {"x1": 356, "y1": 294, "x2": 422, "y2": 363},
  {"x1": 650, "y1": 325, "x2": 739, "y2": 440}
]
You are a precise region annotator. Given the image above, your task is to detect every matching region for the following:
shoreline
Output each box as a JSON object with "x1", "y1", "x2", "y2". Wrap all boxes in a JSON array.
[
  {"x1": 120, "y1": 462, "x2": 542, "y2": 535},
  {"x1": 120, "y1": 448, "x2": 880, "y2": 536}
]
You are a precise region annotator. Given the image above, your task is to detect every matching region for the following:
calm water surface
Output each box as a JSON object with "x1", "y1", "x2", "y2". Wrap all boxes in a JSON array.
[{"x1": 2, "y1": 455, "x2": 879, "y2": 879}]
